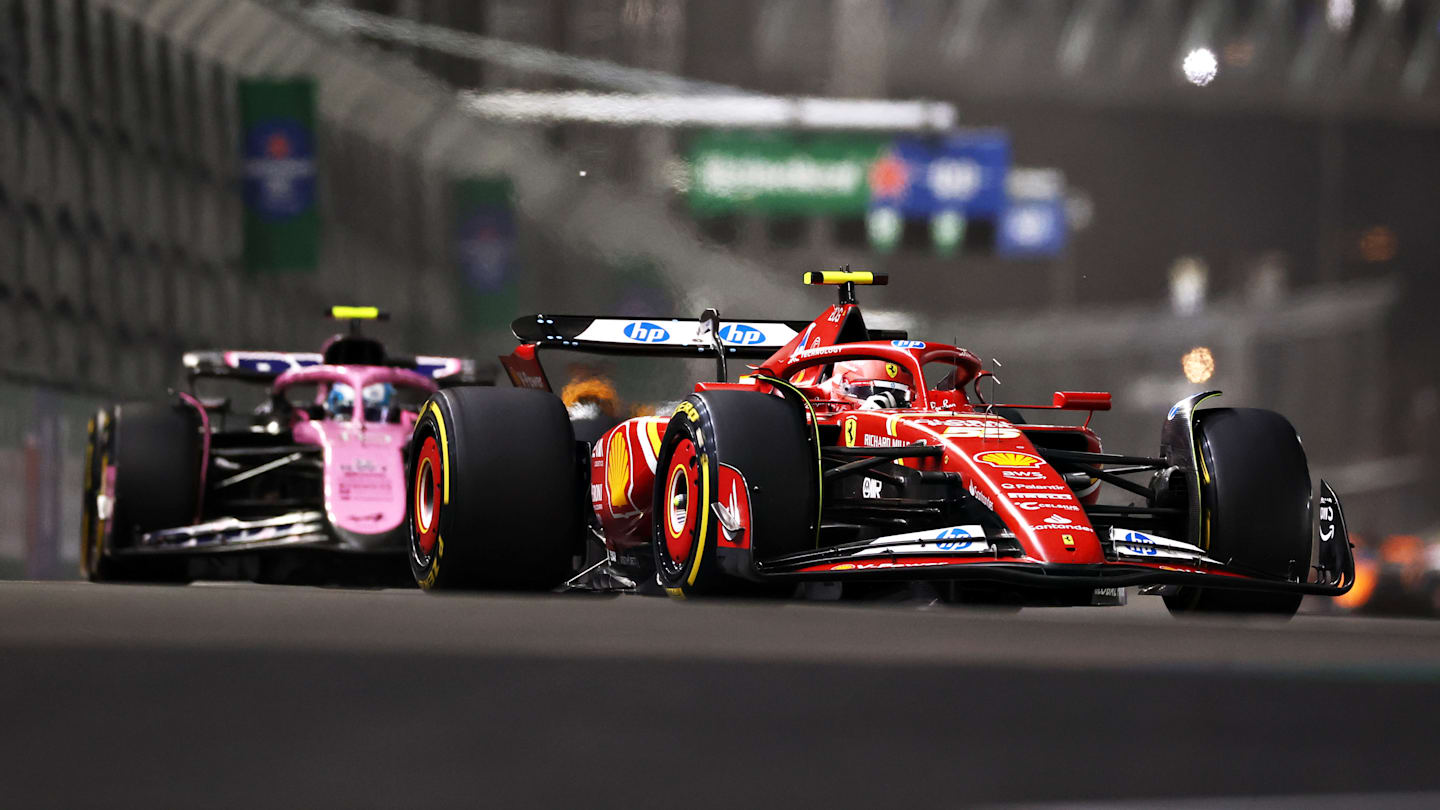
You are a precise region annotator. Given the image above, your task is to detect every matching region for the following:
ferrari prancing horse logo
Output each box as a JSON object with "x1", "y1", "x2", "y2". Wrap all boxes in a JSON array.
[
  {"x1": 885, "y1": 363, "x2": 899, "y2": 379},
  {"x1": 844, "y1": 416, "x2": 857, "y2": 447}
]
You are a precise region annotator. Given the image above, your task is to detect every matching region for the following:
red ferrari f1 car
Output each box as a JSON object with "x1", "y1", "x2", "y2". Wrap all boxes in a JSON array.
[{"x1": 407, "y1": 271, "x2": 1353, "y2": 615}]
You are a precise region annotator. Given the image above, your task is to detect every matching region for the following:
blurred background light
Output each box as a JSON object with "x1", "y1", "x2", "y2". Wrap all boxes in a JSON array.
[
  {"x1": 1169, "y1": 256, "x2": 1210, "y2": 315},
  {"x1": 1222, "y1": 42, "x2": 1254, "y2": 68},
  {"x1": 460, "y1": 91, "x2": 957, "y2": 131},
  {"x1": 1182, "y1": 48, "x2": 1218, "y2": 86},
  {"x1": 1327, "y1": 0, "x2": 1355, "y2": 32},
  {"x1": 1182, "y1": 347, "x2": 1216, "y2": 384},
  {"x1": 1359, "y1": 226, "x2": 1399, "y2": 263}
]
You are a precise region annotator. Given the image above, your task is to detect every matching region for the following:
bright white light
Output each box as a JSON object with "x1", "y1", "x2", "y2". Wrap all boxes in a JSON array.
[
  {"x1": 1182, "y1": 48, "x2": 1218, "y2": 86},
  {"x1": 1327, "y1": 0, "x2": 1355, "y2": 31},
  {"x1": 460, "y1": 91, "x2": 957, "y2": 132}
]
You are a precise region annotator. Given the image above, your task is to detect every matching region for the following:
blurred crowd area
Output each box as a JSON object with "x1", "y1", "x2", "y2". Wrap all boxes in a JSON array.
[{"x1": 3, "y1": 0, "x2": 1439, "y2": 584}]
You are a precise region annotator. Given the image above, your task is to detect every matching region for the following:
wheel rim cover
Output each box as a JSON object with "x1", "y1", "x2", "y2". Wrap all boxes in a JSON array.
[
  {"x1": 664, "y1": 439, "x2": 699, "y2": 566},
  {"x1": 413, "y1": 435, "x2": 443, "y2": 556}
]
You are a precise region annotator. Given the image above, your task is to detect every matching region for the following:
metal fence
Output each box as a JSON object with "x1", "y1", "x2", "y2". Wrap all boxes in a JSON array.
[{"x1": 0, "y1": 0, "x2": 783, "y2": 576}]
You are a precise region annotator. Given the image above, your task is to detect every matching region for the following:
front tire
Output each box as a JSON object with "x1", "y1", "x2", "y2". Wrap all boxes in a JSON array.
[
  {"x1": 408, "y1": 387, "x2": 580, "y2": 591},
  {"x1": 82, "y1": 403, "x2": 200, "y2": 583},
  {"x1": 1165, "y1": 407, "x2": 1311, "y2": 617},
  {"x1": 652, "y1": 391, "x2": 816, "y2": 598}
]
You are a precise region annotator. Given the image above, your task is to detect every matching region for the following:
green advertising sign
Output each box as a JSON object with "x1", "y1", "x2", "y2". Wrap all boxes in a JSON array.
[
  {"x1": 688, "y1": 133, "x2": 884, "y2": 217},
  {"x1": 239, "y1": 79, "x2": 320, "y2": 273},
  {"x1": 454, "y1": 177, "x2": 518, "y2": 333}
]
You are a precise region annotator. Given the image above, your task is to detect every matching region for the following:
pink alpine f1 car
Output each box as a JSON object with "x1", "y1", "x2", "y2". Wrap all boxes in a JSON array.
[{"x1": 81, "y1": 307, "x2": 479, "y2": 585}]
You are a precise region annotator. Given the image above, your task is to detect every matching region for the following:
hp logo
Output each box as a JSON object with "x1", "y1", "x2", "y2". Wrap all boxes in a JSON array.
[
  {"x1": 718, "y1": 323, "x2": 765, "y2": 345},
  {"x1": 623, "y1": 322, "x2": 671, "y2": 343}
]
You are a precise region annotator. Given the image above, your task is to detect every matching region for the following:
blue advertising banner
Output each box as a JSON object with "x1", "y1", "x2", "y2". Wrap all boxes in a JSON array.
[
  {"x1": 997, "y1": 198, "x2": 1068, "y2": 258},
  {"x1": 868, "y1": 130, "x2": 1010, "y2": 217},
  {"x1": 239, "y1": 79, "x2": 320, "y2": 273},
  {"x1": 454, "y1": 178, "x2": 518, "y2": 331}
]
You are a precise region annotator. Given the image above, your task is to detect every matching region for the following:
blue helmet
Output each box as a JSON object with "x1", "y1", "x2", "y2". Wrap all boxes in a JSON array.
[{"x1": 326, "y1": 383, "x2": 355, "y2": 418}]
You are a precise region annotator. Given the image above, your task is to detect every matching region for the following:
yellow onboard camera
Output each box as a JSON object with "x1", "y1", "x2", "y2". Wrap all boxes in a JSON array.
[{"x1": 803, "y1": 270, "x2": 889, "y2": 286}]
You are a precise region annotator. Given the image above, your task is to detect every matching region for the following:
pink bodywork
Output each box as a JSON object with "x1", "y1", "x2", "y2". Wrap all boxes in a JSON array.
[{"x1": 276, "y1": 365, "x2": 437, "y2": 537}]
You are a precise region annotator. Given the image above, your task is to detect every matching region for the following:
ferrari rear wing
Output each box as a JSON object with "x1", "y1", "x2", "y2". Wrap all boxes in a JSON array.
[
  {"x1": 502, "y1": 314, "x2": 811, "y2": 390},
  {"x1": 511, "y1": 315, "x2": 809, "y2": 357}
]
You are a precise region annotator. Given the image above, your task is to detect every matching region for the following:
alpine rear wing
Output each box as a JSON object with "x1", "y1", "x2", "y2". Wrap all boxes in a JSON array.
[
  {"x1": 502, "y1": 314, "x2": 811, "y2": 391},
  {"x1": 183, "y1": 351, "x2": 481, "y2": 385}
]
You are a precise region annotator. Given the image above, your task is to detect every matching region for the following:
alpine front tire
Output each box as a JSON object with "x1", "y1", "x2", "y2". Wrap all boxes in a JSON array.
[
  {"x1": 83, "y1": 402, "x2": 200, "y2": 583},
  {"x1": 1165, "y1": 407, "x2": 1311, "y2": 617},
  {"x1": 408, "y1": 387, "x2": 580, "y2": 591}
]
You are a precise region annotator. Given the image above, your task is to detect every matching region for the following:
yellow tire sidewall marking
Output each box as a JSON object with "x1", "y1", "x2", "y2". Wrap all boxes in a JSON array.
[
  {"x1": 422, "y1": 400, "x2": 450, "y2": 504},
  {"x1": 686, "y1": 453, "x2": 711, "y2": 588}
]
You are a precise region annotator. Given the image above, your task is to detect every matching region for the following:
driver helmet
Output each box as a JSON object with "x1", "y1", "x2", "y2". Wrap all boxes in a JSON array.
[
  {"x1": 820, "y1": 359, "x2": 915, "y2": 409},
  {"x1": 361, "y1": 382, "x2": 395, "y2": 412},
  {"x1": 326, "y1": 383, "x2": 355, "y2": 419},
  {"x1": 326, "y1": 382, "x2": 395, "y2": 420}
]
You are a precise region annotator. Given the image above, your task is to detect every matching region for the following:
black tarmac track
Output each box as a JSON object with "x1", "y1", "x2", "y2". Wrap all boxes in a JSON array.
[{"x1": 3, "y1": 581, "x2": 1440, "y2": 808}]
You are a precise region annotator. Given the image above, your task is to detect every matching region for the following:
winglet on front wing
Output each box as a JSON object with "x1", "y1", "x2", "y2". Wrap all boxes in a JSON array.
[{"x1": 1314, "y1": 479, "x2": 1355, "y2": 593}]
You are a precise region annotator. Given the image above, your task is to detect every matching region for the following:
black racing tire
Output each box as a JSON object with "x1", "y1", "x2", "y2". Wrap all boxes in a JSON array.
[
  {"x1": 80, "y1": 408, "x2": 109, "y2": 580},
  {"x1": 83, "y1": 402, "x2": 200, "y2": 583},
  {"x1": 1164, "y1": 407, "x2": 1311, "y2": 617},
  {"x1": 651, "y1": 391, "x2": 816, "y2": 598},
  {"x1": 408, "y1": 387, "x2": 580, "y2": 591}
]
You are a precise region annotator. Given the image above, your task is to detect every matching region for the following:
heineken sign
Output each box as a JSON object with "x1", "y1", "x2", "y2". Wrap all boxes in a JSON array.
[
  {"x1": 688, "y1": 133, "x2": 883, "y2": 216},
  {"x1": 453, "y1": 177, "x2": 518, "y2": 332},
  {"x1": 688, "y1": 131, "x2": 1011, "y2": 218},
  {"x1": 239, "y1": 78, "x2": 321, "y2": 273}
]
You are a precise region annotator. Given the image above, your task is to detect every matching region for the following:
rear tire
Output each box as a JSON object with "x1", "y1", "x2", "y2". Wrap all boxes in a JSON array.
[
  {"x1": 408, "y1": 387, "x2": 580, "y2": 590},
  {"x1": 651, "y1": 391, "x2": 816, "y2": 598},
  {"x1": 83, "y1": 403, "x2": 200, "y2": 583},
  {"x1": 1164, "y1": 407, "x2": 1310, "y2": 617}
]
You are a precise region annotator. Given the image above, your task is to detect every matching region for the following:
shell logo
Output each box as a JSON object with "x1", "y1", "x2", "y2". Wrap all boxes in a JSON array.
[
  {"x1": 607, "y1": 429, "x2": 630, "y2": 508},
  {"x1": 975, "y1": 451, "x2": 1045, "y2": 469},
  {"x1": 833, "y1": 563, "x2": 857, "y2": 571}
]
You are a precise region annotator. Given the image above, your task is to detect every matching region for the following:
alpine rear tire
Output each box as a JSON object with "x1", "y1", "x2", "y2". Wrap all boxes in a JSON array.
[
  {"x1": 408, "y1": 387, "x2": 580, "y2": 591},
  {"x1": 652, "y1": 391, "x2": 816, "y2": 598},
  {"x1": 83, "y1": 403, "x2": 200, "y2": 583},
  {"x1": 1165, "y1": 407, "x2": 1311, "y2": 617}
]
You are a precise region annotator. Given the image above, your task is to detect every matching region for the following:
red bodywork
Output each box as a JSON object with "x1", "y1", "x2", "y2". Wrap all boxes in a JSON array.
[
  {"x1": 510, "y1": 284, "x2": 1351, "y2": 596},
  {"x1": 583, "y1": 297, "x2": 1126, "y2": 575}
]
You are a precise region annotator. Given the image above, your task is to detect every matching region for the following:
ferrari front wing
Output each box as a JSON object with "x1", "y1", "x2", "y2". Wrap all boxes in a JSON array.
[{"x1": 754, "y1": 481, "x2": 1355, "y2": 597}]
